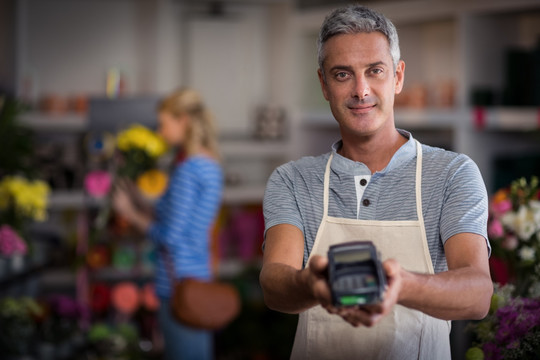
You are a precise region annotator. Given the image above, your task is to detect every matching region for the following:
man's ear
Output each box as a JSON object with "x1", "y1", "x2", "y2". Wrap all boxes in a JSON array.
[
  {"x1": 318, "y1": 68, "x2": 330, "y2": 101},
  {"x1": 394, "y1": 60, "x2": 405, "y2": 95}
]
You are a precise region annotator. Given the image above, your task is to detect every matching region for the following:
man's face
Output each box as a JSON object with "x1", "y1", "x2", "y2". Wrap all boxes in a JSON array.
[{"x1": 318, "y1": 32, "x2": 405, "y2": 139}]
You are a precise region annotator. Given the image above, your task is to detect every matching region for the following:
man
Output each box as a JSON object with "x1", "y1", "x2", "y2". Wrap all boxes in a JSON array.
[{"x1": 259, "y1": 5, "x2": 493, "y2": 360}]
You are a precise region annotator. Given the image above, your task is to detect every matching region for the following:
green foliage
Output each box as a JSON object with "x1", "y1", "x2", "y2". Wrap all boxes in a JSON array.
[
  {"x1": 117, "y1": 148, "x2": 157, "y2": 180},
  {"x1": 0, "y1": 297, "x2": 40, "y2": 355},
  {"x1": 0, "y1": 96, "x2": 34, "y2": 177},
  {"x1": 465, "y1": 346, "x2": 484, "y2": 360}
]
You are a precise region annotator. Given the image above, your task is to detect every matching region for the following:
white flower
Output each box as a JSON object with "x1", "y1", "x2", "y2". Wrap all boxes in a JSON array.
[
  {"x1": 502, "y1": 205, "x2": 537, "y2": 240},
  {"x1": 531, "y1": 200, "x2": 540, "y2": 226},
  {"x1": 529, "y1": 282, "x2": 540, "y2": 298},
  {"x1": 518, "y1": 246, "x2": 535, "y2": 262},
  {"x1": 500, "y1": 211, "x2": 514, "y2": 228}
]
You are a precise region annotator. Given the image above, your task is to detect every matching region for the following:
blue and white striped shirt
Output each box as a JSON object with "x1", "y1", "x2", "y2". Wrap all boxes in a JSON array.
[
  {"x1": 148, "y1": 155, "x2": 223, "y2": 298},
  {"x1": 263, "y1": 130, "x2": 489, "y2": 273}
]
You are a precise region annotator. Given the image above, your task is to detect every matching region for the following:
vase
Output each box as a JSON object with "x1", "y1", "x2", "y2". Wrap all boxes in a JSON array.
[{"x1": 9, "y1": 254, "x2": 25, "y2": 273}]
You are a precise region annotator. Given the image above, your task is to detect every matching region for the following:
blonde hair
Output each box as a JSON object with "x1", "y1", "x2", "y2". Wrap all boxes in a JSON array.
[{"x1": 158, "y1": 88, "x2": 220, "y2": 159}]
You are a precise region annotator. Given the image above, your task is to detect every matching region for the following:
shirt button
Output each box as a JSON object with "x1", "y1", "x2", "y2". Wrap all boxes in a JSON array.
[
  {"x1": 360, "y1": 179, "x2": 367, "y2": 186},
  {"x1": 363, "y1": 199, "x2": 370, "y2": 207}
]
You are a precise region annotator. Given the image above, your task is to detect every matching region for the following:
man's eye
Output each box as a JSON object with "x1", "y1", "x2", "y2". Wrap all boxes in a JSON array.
[
  {"x1": 371, "y1": 68, "x2": 383, "y2": 75},
  {"x1": 335, "y1": 72, "x2": 349, "y2": 80}
]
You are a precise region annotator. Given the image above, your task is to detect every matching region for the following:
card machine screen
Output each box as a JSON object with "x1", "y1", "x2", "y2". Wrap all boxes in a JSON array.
[
  {"x1": 328, "y1": 241, "x2": 386, "y2": 306},
  {"x1": 333, "y1": 249, "x2": 371, "y2": 264}
]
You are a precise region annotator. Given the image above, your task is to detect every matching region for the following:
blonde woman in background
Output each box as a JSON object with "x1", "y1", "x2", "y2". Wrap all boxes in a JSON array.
[{"x1": 113, "y1": 88, "x2": 223, "y2": 360}]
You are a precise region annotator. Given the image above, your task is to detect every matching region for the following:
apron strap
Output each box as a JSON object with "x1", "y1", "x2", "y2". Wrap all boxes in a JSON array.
[
  {"x1": 414, "y1": 139, "x2": 433, "y2": 274},
  {"x1": 322, "y1": 153, "x2": 333, "y2": 218},
  {"x1": 414, "y1": 140, "x2": 424, "y2": 224}
]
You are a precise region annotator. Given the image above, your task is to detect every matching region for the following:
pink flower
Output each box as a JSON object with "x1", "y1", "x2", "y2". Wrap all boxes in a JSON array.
[
  {"x1": 488, "y1": 218, "x2": 504, "y2": 238},
  {"x1": 492, "y1": 199, "x2": 512, "y2": 215},
  {"x1": 0, "y1": 225, "x2": 27, "y2": 256},
  {"x1": 84, "y1": 171, "x2": 112, "y2": 198},
  {"x1": 501, "y1": 235, "x2": 518, "y2": 251}
]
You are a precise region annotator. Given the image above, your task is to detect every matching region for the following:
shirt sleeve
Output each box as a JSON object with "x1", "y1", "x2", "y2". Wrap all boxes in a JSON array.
[
  {"x1": 439, "y1": 154, "x2": 490, "y2": 252},
  {"x1": 263, "y1": 164, "x2": 305, "y2": 239}
]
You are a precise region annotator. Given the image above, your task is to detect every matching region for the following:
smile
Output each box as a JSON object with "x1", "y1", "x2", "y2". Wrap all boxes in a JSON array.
[{"x1": 349, "y1": 104, "x2": 376, "y2": 113}]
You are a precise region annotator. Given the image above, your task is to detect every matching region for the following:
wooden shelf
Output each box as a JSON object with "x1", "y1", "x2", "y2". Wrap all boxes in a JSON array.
[
  {"x1": 48, "y1": 185, "x2": 268, "y2": 209},
  {"x1": 476, "y1": 107, "x2": 540, "y2": 131},
  {"x1": 221, "y1": 138, "x2": 289, "y2": 159},
  {"x1": 302, "y1": 108, "x2": 460, "y2": 128},
  {"x1": 19, "y1": 111, "x2": 88, "y2": 132},
  {"x1": 395, "y1": 108, "x2": 461, "y2": 129},
  {"x1": 301, "y1": 107, "x2": 540, "y2": 132},
  {"x1": 48, "y1": 190, "x2": 105, "y2": 210},
  {"x1": 223, "y1": 184, "x2": 267, "y2": 205}
]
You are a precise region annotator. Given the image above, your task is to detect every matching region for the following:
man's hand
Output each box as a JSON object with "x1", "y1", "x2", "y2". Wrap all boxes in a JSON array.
[
  {"x1": 311, "y1": 256, "x2": 403, "y2": 327},
  {"x1": 305, "y1": 255, "x2": 333, "y2": 306}
]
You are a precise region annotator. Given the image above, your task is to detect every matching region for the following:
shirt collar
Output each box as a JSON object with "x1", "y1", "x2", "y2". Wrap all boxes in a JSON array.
[{"x1": 330, "y1": 129, "x2": 417, "y2": 176}]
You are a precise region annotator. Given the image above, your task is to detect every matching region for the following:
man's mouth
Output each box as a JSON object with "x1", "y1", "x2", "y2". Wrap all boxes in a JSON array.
[{"x1": 349, "y1": 104, "x2": 376, "y2": 113}]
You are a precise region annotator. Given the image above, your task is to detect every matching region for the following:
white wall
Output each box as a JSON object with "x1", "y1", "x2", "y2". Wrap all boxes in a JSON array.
[
  {"x1": 16, "y1": 0, "x2": 275, "y2": 134},
  {"x1": 184, "y1": 6, "x2": 270, "y2": 134},
  {"x1": 19, "y1": 0, "x2": 162, "y2": 98}
]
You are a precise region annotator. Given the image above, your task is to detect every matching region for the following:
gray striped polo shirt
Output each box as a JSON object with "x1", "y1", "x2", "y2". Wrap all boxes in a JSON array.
[{"x1": 263, "y1": 130, "x2": 489, "y2": 273}]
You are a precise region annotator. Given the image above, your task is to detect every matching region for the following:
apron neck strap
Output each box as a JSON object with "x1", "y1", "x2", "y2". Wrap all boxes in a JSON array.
[
  {"x1": 323, "y1": 153, "x2": 333, "y2": 217},
  {"x1": 414, "y1": 139, "x2": 424, "y2": 224}
]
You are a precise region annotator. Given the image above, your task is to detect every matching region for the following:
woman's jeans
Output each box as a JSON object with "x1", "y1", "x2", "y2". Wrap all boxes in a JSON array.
[{"x1": 158, "y1": 297, "x2": 213, "y2": 360}]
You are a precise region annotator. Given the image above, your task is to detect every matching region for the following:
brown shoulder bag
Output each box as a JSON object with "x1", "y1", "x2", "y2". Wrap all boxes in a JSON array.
[
  {"x1": 163, "y1": 250, "x2": 241, "y2": 330},
  {"x1": 171, "y1": 278, "x2": 241, "y2": 330}
]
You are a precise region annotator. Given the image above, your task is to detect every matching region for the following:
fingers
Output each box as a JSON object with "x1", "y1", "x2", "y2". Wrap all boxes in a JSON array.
[
  {"x1": 327, "y1": 305, "x2": 382, "y2": 328},
  {"x1": 308, "y1": 254, "x2": 328, "y2": 275},
  {"x1": 112, "y1": 187, "x2": 133, "y2": 213},
  {"x1": 307, "y1": 255, "x2": 332, "y2": 305},
  {"x1": 383, "y1": 258, "x2": 400, "y2": 278},
  {"x1": 114, "y1": 177, "x2": 131, "y2": 192},
  {"x1": 381, "y1": 259, "x2": 402, "y2": 307},
  {"x1": 344, "y1": 308, "x2": 382, "y2": 328},
  {"x1": 124, "y1": 178, "x2": 140, "y2": 195},
  {"x1": 312, "y1": 277, "x2": 333, "y2": 305}
]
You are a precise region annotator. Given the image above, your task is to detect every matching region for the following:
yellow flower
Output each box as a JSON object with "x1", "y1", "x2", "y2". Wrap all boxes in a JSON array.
[
  {"x1": 136, "y1": 170, "x2": 168, "y2": 199},
  {"x1": 116, "y1": 124, "x2": 167, "y2": 158},
  {"x1": 0, "y1": 176, "x2": 50, "y2": 221}
]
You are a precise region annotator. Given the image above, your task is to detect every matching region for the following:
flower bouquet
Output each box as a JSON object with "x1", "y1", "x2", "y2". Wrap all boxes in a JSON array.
[
  {"x1": 488, "y1": 176, "x2": 540, "y2": 297},
  {"x1": 0, "y1": 176, "x2": 50, "y2": 264},
  {"x1": 466, "y1": 284, "x2": 540, "y2": 360},
  {"x1": 0, "y1": 175, "x2": 50, "y2": 228},
  {"x1": 467, "y1": 176, "x2": 540, "y2": 359},
  {"x1": 86, "y1": 124, "x2": 168, "y2": 236}
]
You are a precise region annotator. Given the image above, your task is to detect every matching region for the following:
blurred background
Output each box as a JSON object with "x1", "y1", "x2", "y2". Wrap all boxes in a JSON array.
[{"x1": 0, "y1": 0, "x2": 539, "y2": 359}]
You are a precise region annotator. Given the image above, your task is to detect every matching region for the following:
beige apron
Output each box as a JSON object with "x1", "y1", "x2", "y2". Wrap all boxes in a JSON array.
[{"x1": 290, "y1": 140, "x2": 451, "y2": 360}]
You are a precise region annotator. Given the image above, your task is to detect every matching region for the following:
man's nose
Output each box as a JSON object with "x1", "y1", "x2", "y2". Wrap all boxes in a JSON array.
[{"x1": 353, "y1": 76, "x2": 370, "y2": 99}]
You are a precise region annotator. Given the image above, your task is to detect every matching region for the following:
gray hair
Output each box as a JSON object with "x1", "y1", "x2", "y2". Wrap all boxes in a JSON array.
[{"x1": 317, "y1": 5, "x2": 400, "y2": 74}]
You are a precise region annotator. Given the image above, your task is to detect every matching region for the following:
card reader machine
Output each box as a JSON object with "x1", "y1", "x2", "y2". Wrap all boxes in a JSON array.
[{"x1": 327, "y1": 241, "x2": 386, "y2": 306}]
